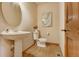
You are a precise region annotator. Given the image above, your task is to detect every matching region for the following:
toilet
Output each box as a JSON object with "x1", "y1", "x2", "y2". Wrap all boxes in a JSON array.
[
  {"x1": 36, "y1": 38, "x2": 47, "y2": 47},
  {"x1": 33, "y1": 29, "x2": 47, "y2": 47}
]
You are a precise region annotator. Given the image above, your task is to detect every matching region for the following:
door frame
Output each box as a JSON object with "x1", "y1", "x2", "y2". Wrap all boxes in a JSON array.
[{"x1": 64, "y1": 2, "x2": 68, "y2": 57}]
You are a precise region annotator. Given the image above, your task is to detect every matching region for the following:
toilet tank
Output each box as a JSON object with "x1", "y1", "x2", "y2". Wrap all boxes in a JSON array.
[{"x1": 33, "y1": 29, "x2": 40, "y2": 40}]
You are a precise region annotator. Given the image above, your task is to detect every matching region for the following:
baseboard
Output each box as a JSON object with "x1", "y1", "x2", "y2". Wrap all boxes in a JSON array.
[{"x1": 46, "y1": 42, "x2": 59, "y2": 46}]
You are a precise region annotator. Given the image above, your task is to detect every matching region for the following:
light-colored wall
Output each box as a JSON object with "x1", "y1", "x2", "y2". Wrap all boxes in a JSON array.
[
  {"x1": 18, "y1": 3, "x2": 37, "y2": 31},
  {"x1": 59, "y1": 2, "x2": 65, "y2": 56},
  {"x1": 37, "y1": 3, "x2": 65, "y2": 56},
  {"x1": 37, "y1": 3, "x2": 60, "y2": 43},
  {"x1": 18, "y1": 3, "x2": 37, "y2": 51}
]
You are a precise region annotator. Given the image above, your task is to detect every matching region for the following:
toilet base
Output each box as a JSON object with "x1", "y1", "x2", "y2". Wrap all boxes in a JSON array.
[{"x1": 36, "y1": 41, "x2": 46, "y2": 47}]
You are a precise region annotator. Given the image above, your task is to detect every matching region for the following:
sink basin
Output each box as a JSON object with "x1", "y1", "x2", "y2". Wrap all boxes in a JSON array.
[
  {"x1": 0, "y1": 30, "x2": 31, "y2": 57},
  {"x1": 1, "y1": 30, "x2": 31, "y2": 35},
  {"x1": 0, "y1": 30, "x2": 31, "y2": 40}
]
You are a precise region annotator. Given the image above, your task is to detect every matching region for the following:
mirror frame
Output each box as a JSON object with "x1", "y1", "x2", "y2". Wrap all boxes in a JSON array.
[{"x1": 1, "y1": 2, "x2": 22, "y2": 28}]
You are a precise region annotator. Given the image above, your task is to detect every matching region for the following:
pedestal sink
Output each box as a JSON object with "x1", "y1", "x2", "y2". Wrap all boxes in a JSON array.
[{"x1": 0, "y1": 30, "x2": 31, "y2": 57}]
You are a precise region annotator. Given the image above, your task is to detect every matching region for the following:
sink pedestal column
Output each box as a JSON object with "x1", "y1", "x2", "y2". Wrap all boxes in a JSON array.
[{"x1": 14, "y1": 39, "x2": 22, "y2": 57}]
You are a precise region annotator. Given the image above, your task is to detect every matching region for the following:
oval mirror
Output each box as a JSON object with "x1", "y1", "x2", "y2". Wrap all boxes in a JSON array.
[{"x1": 1, "y1": 2, "x2": 22, "y2": 28}]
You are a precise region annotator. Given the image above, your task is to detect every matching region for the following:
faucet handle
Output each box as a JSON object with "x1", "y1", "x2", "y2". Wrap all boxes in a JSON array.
[{"x1": 6, "y1": 28, "x2": 9, "y2": 32}]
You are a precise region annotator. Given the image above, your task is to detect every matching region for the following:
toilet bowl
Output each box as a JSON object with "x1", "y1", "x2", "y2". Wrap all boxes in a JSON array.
[{"x1": 36, "y1": 38, "x2": 47, "y2": 47}]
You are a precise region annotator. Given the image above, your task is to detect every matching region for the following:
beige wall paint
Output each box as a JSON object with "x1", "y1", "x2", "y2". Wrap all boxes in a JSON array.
[
  {"x1": 37, "y1": 3, "x2": 60, "y2": 43},
  {"x1": 59, "y1": 3, "x2": 65, "y2": 56},
  {"x1": 19, "y1": 3, "x2": 37, "y2": 51},
  {"x1": 18, "y1": 3, "x2": 37, "y2": 31},
  {"x1": 37, "y1": 3, "x2": 65, "y2": 56}
]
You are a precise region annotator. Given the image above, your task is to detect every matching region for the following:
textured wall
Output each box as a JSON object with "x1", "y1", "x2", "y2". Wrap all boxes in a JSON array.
[
  {"x1": 59, "y1": 3, "x2": 65, "y2": 56},
  {"x1": 37, "y1": 3, "x2": 60, "y2": 43}
]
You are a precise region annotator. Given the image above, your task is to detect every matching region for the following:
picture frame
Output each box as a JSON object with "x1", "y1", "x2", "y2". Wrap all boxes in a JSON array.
[{"x1": 41, "y1": 11, "x2": 52, "y2": 27}]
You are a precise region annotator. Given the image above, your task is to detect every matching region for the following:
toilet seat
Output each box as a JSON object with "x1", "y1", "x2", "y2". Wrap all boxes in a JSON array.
[
  {"x1": 36, "y1": 38, "x2": 47, "y2": 47},
  {"x1": 38, "y1": 38, "x2": 47, "y2": 42}
]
